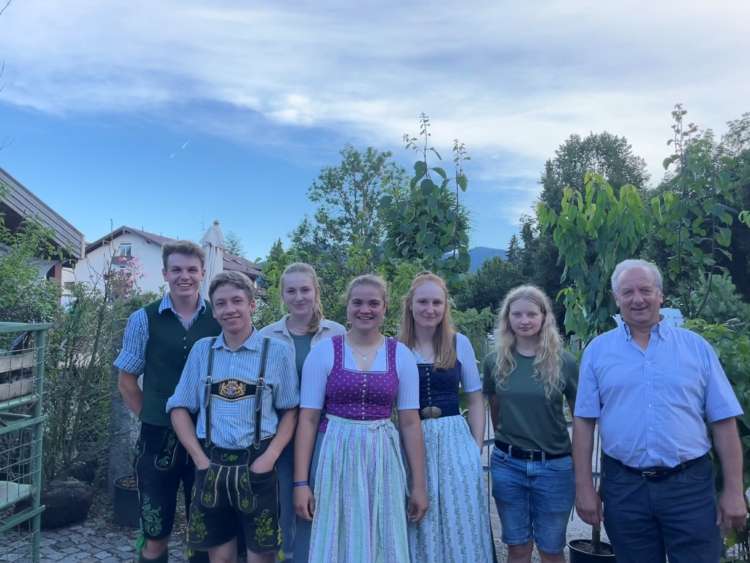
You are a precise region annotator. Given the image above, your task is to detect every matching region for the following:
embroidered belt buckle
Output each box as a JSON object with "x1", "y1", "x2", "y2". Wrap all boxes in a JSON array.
[
  {"x1": 420, "y1": 406, "x2": 442, "y2": 419},
  {"x1": 211, "y1": 379, "x2": 256, "y2": 401}
]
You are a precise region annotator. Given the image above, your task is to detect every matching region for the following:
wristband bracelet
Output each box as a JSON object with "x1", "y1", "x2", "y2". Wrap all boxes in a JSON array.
[{"x1": 292, "y1": 480, "x2": 309, "y2": 488}]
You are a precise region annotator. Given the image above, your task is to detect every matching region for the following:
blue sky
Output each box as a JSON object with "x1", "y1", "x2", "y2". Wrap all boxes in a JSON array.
[{"x1": 1, "y1": 0, "x2": 748, "y2": 261}]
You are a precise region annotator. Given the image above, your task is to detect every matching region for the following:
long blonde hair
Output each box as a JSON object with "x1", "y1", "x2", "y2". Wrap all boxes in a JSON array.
[
  {"x1": 494, "y1": 285, "x2": 563, "y2": 397},
  {"x1": 398, "y1": 272, "x2": 457, "y2": 370},
  {"x1": 280, "y1": 262, "x2": 324, "y2": 333}
]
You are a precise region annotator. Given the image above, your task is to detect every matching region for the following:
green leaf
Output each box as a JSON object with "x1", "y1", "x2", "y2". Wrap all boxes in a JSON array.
[
  {"x1": 457, "y1": 173, "x2": 468, "y2": 192},
  {"x1": 431, "y1": 167, "x2": 448, "y2": 180},
  {"x1": 414, "y1": 160, "x2": 427, "y2": 180},
  {"x1": 420, "y1": 178, "x2": 437, "y2": 197}
]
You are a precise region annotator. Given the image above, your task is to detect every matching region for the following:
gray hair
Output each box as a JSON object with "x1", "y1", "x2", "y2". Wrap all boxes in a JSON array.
[{"x1": 611, "y1": 259, "x2": 663, "y2": 294}]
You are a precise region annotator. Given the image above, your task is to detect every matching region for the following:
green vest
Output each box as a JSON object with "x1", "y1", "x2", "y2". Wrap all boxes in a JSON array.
[{"x1": 141, "y1": 298, "x2": 221, "y2": 427}]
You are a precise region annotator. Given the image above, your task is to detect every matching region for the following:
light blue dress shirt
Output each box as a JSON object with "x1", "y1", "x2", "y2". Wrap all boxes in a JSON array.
[
  {"x1": 166, "y1": 330, "x2": 299, "y2": 449},
  {"x1": 576, "y1": 320, "x2": 742, "y2": 468}
]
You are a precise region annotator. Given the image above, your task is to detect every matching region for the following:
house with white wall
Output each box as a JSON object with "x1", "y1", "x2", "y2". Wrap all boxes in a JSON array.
[{"x1": 75, "y1": 226, "x2": 261, "y2": 296}]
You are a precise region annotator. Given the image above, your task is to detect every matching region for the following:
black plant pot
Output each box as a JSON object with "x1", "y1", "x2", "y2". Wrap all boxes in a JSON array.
[
  {"x1": 113, "y1": 475, "x2": 140, "y2": 528},
  {"x1": 569, "y1": 539, "x2": 617, "y2": 562}
]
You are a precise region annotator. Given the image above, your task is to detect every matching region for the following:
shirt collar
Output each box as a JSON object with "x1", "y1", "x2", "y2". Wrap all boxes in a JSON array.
[
  {"x1": 620, "y1": 316, "x2": 669, "y2": 341},
  {"x1": 159, "y1": 293, "x2": 207, "y2": 315},
  {"x1": 273, "y1": 314, "x2": 328, "y2": 338},
  {"x1": 213, "y1": 328, "x2": 262, "y2": 351}
]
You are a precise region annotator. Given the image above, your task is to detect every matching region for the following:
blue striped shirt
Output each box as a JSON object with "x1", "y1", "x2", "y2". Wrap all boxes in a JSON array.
[
  {"x1": 166, "y1": 330, "x2": 299, "y2": 449},
  {"x1": 576, "y1": 320, "x2": 742, "y2": 468},
  {"x1": 114, "y1": 293, "x2": 208, "y2": 375}
]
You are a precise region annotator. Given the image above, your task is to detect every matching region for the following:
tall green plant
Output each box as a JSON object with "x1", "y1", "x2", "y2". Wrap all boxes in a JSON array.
[
  {"x1": 381, "y1": 114, "x2": 471, "y2": 281},
  {"x1": 538, "y1": 173, "x2": 648, "y2": 342},
  {"x1": 651, "y1": 105, "x2": 737, "y2": 317}
]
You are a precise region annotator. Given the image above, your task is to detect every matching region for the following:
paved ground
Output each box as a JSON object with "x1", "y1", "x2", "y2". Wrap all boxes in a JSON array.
[
  {"x1": 1, "y1": 447, "x2": 608, "y2": 563},
  {"x1": 1, "y1": 424, "x2": 608, "y2": 562},
  {"x1": 1, "y1": 492, "x2": 605, "y2": 562}
]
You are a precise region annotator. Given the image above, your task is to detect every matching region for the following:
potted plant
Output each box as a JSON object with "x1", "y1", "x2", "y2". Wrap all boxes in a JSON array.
[
  {"x1": 568, "y1": 430, "x2": 616, "y2": 562},
  {"x1": 113, "y1": 474, "x2": 140, "y2": 528}
]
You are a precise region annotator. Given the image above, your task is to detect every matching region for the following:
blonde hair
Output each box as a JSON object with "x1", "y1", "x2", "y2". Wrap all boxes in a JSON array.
[
  {"x1": 280, "y1": 262, "x2": 324, "y2": 333},
  {"x1": 345, "y1": 274, "x2": 388, "y2": 306},
  {"x1": 398, "y1": 272, "x2": 457, "y2": 370},
  {"x1": 494, "y1": 285, "x2": 563, "y2": 398}
]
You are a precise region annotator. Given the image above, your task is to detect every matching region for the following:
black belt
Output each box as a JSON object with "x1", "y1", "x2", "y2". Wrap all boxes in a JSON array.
[
  {"x1": 419, "y1": 405, "x2": 460, "y2": 420},
  {"x1": 606, "y1": 453, "x2": 707, "y2": 480},
  {"x1": 495, "y1": 440, "x2": 570, "y2": 461}
]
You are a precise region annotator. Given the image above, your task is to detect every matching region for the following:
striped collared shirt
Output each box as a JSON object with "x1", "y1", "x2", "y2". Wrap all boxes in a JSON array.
[
  {"x1": 166, "y1": 330, "x2": 299, "y2": 449},
  {"x1": 114, "y1": 293, "x2": 207, "y2": 375}
]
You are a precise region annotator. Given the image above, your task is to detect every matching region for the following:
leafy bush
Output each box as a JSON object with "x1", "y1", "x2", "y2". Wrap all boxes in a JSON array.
[
  {"x1": 688, "y1": 274, "x2": 750, "y2": 328},
  {"x1": 43, "y1": 283, "x2": 156, "y2": 482},
  {"x1": 685, "y1": 319, "x2": 750, "y2": 484},
  {"x1": 0, "y1": 221, "x2": 60, "y2": 323}
]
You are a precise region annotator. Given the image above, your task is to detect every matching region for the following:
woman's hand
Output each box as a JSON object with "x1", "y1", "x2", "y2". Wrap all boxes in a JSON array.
[
  {"x1": 294, "y1": 486, "x2": 316, "y2": 521},
  {"x1": 407, "y1": 485, "x2": 428, "y2": 522}
]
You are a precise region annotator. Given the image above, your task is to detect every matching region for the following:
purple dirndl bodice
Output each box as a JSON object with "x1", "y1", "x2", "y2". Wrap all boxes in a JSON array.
[{"x1": 318, "y1": 335, "x2": 399, "y2": 432}]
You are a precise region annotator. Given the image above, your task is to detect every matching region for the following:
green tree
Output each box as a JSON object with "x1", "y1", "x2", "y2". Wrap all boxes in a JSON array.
[
  {"x1": 538, "y1": 173, "x2": 648, "y2": 342},
  {"x1": 306, "y1": 144, "x2": 407, "y2": 270},
  {"x1": 254, "y1": 238, "x2": 292, "y2": 327},
  {"x1": 288, "y1": 146, "x2": 408, "y2": 322},
  {"x1": 456, "y1": 257, "x2": 524, "y2": 312},
  {"x1": 224, "y1": 231, "x2": 245, "y2": 257},
  {"x1": 0, "y1": 219, "x2": 60, "y2": 323},
  {"x1": 513, "y1": 132, "x2": 650, "y2": 328},
  {"x1": 381, "y1": 114, "x2": 471, "y2": 281},
  {"x1": 649, "y1": 105, "x2": 744, "y2": 316},
  {"x1": 540, "y1": 131, "x2": 649, "y2": 211}
]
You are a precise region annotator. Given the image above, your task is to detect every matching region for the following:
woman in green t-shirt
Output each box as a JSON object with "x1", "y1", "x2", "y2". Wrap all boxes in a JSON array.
[{"x1": 483, "y1": 285, "x2": 577, "y2": 563}]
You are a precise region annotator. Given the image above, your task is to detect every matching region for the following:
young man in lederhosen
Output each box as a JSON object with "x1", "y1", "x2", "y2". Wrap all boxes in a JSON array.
[
  {"x1": 168, "y1": 271, "x2": 299, "y2": 563},
  {"x1": 116, "y1": 240, "x2": 220, "y2": 563}
]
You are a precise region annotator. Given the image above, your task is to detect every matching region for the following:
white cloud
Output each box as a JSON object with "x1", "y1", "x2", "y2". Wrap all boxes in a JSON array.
[{"x1": 1, "y1": 0, "x2": 748, "y2": 243}]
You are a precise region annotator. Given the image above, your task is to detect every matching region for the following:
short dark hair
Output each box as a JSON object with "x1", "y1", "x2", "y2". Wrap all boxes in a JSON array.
[
  {"x1": 162, "y1": 240, "x2": 206, "y2": 269},
  {"x1": 209, "y1": 271, "x2": 255, "y2": 303}
]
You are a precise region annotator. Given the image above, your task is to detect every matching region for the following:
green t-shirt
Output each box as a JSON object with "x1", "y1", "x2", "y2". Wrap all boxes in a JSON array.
[
  {"x1": 482, "y1": 350, "x2": 578, "y2": 455},
  {"x1": 290, "y1": 332, "x2": 314, "y2": 380}
]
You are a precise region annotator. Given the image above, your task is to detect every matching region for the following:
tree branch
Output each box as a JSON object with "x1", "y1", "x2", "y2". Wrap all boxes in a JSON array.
[{"x1": 0, "y1": 0, "x2": 12, "y2": 17}]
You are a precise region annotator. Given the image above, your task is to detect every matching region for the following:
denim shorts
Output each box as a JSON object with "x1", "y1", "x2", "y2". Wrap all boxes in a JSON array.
[{"x1": 490, "y1": 447, "x2": 574, "y2": 554}]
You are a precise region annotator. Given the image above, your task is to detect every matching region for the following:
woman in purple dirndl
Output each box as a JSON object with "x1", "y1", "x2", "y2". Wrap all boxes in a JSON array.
[{"x1": 293, "y1": 274, "x2": 428, "y2": 563}]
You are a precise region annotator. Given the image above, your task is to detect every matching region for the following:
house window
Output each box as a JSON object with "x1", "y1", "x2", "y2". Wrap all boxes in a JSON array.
[
  {"x1": 117, "y1": 243, "x2": 133, "y2": 258},
  {"x1": 112, "y1": 243, "x2": 134, "y2": 268}
]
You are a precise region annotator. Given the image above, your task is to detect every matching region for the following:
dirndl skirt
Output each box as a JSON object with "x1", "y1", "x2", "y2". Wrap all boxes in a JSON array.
[
  {"x1": 309, "y1": 415, "x2": 409, "y2": 563},
  {"x1": 408, "y1": 415, "x2": 493, "y2": 563}
]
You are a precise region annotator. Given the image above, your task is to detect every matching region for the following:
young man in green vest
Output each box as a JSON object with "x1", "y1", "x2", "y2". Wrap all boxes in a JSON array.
[{"x1": 116, "y1": 240, "x2": 220, "y2": 563}]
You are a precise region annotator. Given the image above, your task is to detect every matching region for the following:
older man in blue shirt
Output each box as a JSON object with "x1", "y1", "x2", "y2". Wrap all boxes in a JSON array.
[{"x1": 573, "y1": 259, "x2": 746, "y2": 563}]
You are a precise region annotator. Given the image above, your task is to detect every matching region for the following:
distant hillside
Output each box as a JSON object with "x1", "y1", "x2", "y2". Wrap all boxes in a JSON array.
[{"x1": 469, "y1": 246, "x2": 506, "y2": 272}]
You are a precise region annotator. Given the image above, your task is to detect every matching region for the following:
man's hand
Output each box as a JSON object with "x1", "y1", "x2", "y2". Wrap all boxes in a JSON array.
[
  {"x1": 249, "y1": 450, "x2": 277, "y2": 474},
  {"x1": 575, "y1": 483, "x2": 603, "y2": 527},
  {"x1": 294, "y1": 486, "x2": 315, "y2": 521},
  {"x1": 407, "y1": 485, "x2": 428, "y2": 523},
  {"x1": 193, "y1": 454, "x2": 211, "y2": 471},
  {"x1": 718, "y1": 489, "x2": 747, "y2": 531}
]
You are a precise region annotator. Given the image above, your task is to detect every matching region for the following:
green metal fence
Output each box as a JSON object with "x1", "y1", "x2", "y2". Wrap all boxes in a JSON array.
[{"x1": 0, "y1": 322, "x2": 51, "y2": 563}]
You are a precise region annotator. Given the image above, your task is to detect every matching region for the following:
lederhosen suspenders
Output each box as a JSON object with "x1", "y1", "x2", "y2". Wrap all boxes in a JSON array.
[
  {"x1": 203, "y1": 336, "x2": 271, "y2": 449},
  {"x1": 252, "y1": 337, "x2": 270, "y2": 449}
]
